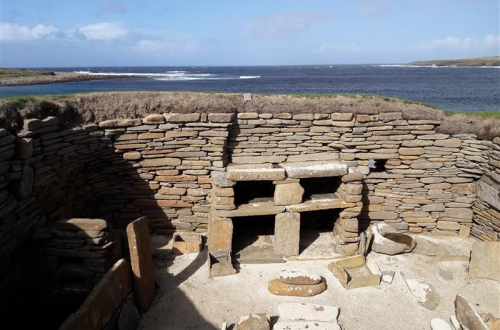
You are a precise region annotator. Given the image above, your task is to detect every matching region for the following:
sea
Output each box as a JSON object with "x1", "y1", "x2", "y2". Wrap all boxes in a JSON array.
[{"x1": 1, "y1": 65, "x2": 499, "y2": 112}]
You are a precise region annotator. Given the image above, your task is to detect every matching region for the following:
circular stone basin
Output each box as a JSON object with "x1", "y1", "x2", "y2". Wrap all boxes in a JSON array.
[{"x1": 383, "y1": 232, "x2": 415, "y2": 249}]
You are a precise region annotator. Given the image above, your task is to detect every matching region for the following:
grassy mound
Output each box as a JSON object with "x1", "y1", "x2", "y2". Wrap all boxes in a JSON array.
[{"x1": 1, "y1": 92, "x2": 498, "y2": 140}]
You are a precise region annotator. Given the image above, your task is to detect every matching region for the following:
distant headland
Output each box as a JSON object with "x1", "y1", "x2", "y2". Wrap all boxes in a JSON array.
[
  {"x1": 409, "y1": 56, "x2": 500, "y2": 67},
  {"x1": 0, "y1": 68, "x2": 136, "y2": 86}
]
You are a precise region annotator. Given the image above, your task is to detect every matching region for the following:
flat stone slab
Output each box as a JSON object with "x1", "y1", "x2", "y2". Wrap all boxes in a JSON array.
[
  {"x1": 279, "y1": 161, "x2": 347, "y2": 178},
  {"x1": 268, "y1": 278, "x2": 326, "y2": 297},
  {"x1": 273, "y1": 322, "x2": 341, "y2": 330},
  {"x1": 278, "y1": 303, "x2": 339, "y2": 323},
  {"x1": 469, "y1": 241, "x2": 500, "y2": 282},
  {"x1": 403, "y1": 275, "x2": 440, "y2": 310},
  {"x1": 217, "y1": 200, "x2": 285, "y2": 217},
  {"x1": 286, "y1": 194, "x2": 355, "y2": 212},
  {"x1": 455, "y1": 295, "x2": 489, "y2": 330},
  {"x1": 60, "y1": 259, "x2": 133, "y2": 330},
  {"x1": 227, "y1": 166, "x2": 285, "y2": 181},
  {"x1": 126, "y1": 217, "x2": 156, "y2": 312},
  {"x1": 235, "y1": 314, "x2": 270, "y2": 330},
  {"x1": 52, "y1": 218, "x2": 107, "y2": 232}
]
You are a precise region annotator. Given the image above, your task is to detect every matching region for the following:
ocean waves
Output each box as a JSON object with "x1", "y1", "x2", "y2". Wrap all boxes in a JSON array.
[{"x1": 74, "y1": 70, "x2": 262, "y2": 81}]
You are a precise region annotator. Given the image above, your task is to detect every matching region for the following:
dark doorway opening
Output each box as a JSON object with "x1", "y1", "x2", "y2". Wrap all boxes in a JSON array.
[
  {"x1": 300, "y1": 177, "x2": 342, "y2": 200},
  {"x1": 231, "y1": 215, "x2": 280, "y2": 263},
  {"x1": 299, "y1": 209, "x2": 340, "y2": 254},
  {"x1": 234, "y1": 180, "x2": 275, "y2": 205}
]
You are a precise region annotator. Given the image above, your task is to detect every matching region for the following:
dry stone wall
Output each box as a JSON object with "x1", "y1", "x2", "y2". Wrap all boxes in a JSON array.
[
  {"x1": 472, "y1": 137, "x2": 500, "y2": 241},
  {"x1": 1, "y1": 109, "x2": 499, "y2": 308}
]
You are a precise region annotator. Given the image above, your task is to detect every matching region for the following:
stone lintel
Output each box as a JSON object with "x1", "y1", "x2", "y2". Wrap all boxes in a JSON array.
[{"x1": 279, "y1": 161, "x2": 347, "y2": 179}]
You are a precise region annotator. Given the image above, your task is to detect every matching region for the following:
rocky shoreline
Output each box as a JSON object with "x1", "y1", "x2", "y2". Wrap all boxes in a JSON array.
[{"x1": 0, "y1": 71, "x2": 136, "y2": 87}]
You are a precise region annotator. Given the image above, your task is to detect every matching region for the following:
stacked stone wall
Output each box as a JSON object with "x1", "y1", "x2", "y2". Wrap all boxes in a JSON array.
[
  {"x1": 472, "y1": 137, "x2": 500, "y2": 241},
  {"x1": 1, "y1": 109, "x2": 499, "y2": 308}
]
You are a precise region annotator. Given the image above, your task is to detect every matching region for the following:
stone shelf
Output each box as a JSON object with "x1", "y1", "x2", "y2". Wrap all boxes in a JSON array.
[
  {"x1": 217, "y1": 198, "x2": 286, "y2": 218},
  {"x1": 216, "y1": 194, "x2": 355, "y2": 218},
  {"x1": 279, "y1": 161, "x2": 348, "y2": 179},
  {"x1": 286, "y1": 194, "x2": 356, "y2": 212}
]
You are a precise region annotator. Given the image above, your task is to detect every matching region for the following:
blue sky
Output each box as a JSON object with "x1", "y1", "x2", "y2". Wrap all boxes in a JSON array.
[{"x1": 0, "y1": 0, "x2": 499, "y2": 67}]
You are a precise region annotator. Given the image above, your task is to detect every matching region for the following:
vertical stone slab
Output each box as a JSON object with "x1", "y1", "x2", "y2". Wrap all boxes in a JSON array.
[
  {"x1": 59, "y1": 259, "x2": 133, "y2": 330},
  {"x1": 274, "y1": 213, "x2": 300, "y2": 257},
  {"x1": 126, "y1": 216, "x2": 156, "y2": 312}
]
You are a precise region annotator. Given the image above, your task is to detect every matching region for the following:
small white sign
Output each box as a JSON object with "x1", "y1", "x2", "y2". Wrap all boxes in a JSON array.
[{"x1": 244, "y1": 93, "x2": 252, "y2": 101}]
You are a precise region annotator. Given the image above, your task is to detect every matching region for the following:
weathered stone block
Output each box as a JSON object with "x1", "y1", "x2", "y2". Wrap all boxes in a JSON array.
[
  {"x1": 280, "y1": 161, "x2": 347, "y2": 178},
  {"x1": 274, "y1": 212, "x2": 300, "y2": 257},
  {"x1": 208, "y1": 113, "x2": 236, "y2": 123},
  {"x1": 268, "y1": 278, "x2": 326, "y2": 296},
  {"x1": 16, "y1": 138, "x2": 33, "y2": 159},
  {"x1": 140, "y1": 158, "x2": 181, "y2": 167},
  {"x1": 208, "y1": 219, "x2": 233, "y2": 251},
  {"x1": 163, "y1": 113, "x2": 201, "y2": 123},
  {"x1": 399, "y1": 147, "x2": 425, "y2": 156},
  {"x1": 212, "y1": 171, "x2": 236, "y2": 188},
  {"x1": 442, "y1": 208, "x2": 473, "y2": 221},
  {"x1": 435, "y1": 138, "x2": 461, "y2": 148},
  {"x1": 331, "y1": 113, "x2": 353, "y2": 121},
  {"x1": 138, "y1": 132, "x2": 164, "y2": 139},
  {"x1": 123, "y1": 152, "x2": 141, "y2": 160},
  {"x1": 343, "y1": 183, "x2": 362, "y2": 195},
  {"x1": 274, "y1": 183, "x2": 304, "y2": 206},
  {"x1": 227, "y1": 167, "x2": 285, "y2": 181},
  {"x1": 379, "y1": 112, "x2": 402, "y2": 121},
  {"x1": 342, "y1": 172, "x2": 363, "y2": 183},
  {"x1": 126, "y1": 217, "x2": 156, "y2": 312},
  {"x1": 437, "y1": 221, "x2": 460, "y2": 231},
  {"x1": 143, "y1": 114, "x2": 165, "y2": 124},
  {"x1": 53, "y1": 218, "x2": 107, "y2": 231}
]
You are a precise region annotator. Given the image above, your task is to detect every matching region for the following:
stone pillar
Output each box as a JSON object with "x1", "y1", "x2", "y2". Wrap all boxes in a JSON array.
[
  {"x1": 274, "y1": 180, "x2": 303, "y2": 206},
  {"x1": 126, "y1": 216, "x2": 156, "y2": 312},
  {"x1": 274, "y1": 212, "x2": 300, "y2": 257},
  {"x1": 335, "y1": 172, "x2": 363, "y2": 255}
]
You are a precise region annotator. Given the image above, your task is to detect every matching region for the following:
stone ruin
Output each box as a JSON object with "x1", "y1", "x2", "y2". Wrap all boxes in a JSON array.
[{"x1": 0, "y1": 107, "x2": 499, "y2": 329}]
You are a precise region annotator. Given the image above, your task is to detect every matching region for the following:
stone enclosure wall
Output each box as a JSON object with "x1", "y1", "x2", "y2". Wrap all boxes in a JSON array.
[{"x1": 1, "y1": 109, "x2": 499, "y2": 308}]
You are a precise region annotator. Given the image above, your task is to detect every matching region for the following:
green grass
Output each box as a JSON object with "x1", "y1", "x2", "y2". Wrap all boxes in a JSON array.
[
  {"x1": 409, "y1": 56, "x2": 500, "y2": 67},
  {"x1": 444, "y1": 110, "x2": 500, "y2": 118},
  {"x1": 0, "y1": 68, "x2": 54, "y2": 78}
]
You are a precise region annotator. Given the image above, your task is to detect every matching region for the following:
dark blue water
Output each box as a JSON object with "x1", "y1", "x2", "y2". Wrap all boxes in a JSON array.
[{"x1": 1, "y1": 65, "x2": 499, "y2": 112}]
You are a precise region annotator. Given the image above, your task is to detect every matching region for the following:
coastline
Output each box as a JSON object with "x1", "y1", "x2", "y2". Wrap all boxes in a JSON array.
[
  {"x1": 0, "y1": 71, "x2": 137, "y2": 87},
  {"x1": 408, "y1": 56, "x2": 500, "y2": 67}
]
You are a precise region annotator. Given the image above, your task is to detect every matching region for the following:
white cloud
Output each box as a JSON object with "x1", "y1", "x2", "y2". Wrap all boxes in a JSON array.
[
  {"x1": 246, "y1": 11, "x2": 331, "y2": 39},
  {"x1": 0, "y1": 23, "x2": 59, "y2": 41},
  {"x1": 78, "y1": 22, "x2": 127, "y2": 41},
  {"x1": 409, "y1": 35, "x2": 500, "y2": 52}
]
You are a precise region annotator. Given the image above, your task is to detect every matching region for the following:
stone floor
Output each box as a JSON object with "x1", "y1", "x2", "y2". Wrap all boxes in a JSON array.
[
  {"x1": 140, "y1": 234, "x2": 500, "y2": 330},
  {"x1": 232, "y1": 230, "x2": 342, "y2": 263}
]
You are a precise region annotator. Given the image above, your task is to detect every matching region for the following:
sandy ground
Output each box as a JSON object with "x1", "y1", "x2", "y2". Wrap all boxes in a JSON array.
[{"x1": 140, "y1": 234, "x2": 498, "y2": 330}]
